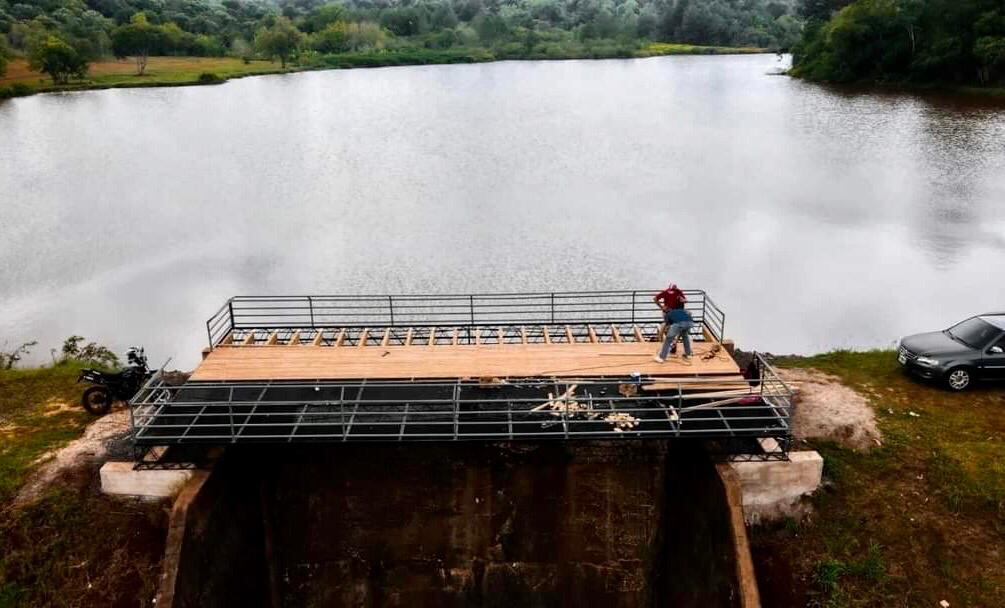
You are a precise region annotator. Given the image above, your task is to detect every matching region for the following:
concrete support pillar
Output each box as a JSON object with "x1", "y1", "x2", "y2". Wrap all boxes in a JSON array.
[{"x1": 728, "y1": 451, "x2": 823, "y2": 524}]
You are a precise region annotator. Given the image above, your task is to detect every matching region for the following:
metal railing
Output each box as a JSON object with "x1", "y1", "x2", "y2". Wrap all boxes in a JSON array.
[{"x1": 206, "y1": 290, "x2": 727, "y2": 349}]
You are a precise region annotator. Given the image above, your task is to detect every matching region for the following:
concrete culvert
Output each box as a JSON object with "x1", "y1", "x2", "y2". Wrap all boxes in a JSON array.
[{"x1": 157, "y1": 441, "x2": 758, "y2": 608}]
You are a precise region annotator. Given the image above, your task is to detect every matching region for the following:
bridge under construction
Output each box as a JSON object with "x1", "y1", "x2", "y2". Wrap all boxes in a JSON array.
[{"x1": 129, "y1": 290, "x2": 792, "y2": 458}]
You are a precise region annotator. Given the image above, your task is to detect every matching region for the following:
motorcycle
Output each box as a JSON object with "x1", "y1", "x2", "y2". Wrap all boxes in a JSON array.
[{"x1": 78, "y1": 347, "x2": 152, "y2": 416}]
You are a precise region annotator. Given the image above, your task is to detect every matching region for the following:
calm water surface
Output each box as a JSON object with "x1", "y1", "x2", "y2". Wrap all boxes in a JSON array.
[{"x1": 2, "y1": 55, "x2": 1004, "y2": 367}]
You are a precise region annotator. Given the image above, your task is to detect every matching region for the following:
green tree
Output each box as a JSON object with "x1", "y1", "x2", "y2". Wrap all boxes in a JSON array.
[
  {"x1": 111, "y1": 13, "x2": 167, "y2": 76},
  {"x1": 304, "y1": 3, "x2": 345, "y2": 33},
  {"x1": 255, "y1": 16, "x2": 303, "y2": 68},
  {"x1": 312, "y1": 21, "x2": 350, "y2": 53},
  {"x1": 0, "y1": 36, "x2": 9, "y2": 78},
  {"x1": 28, "y1": 35, "x2": 88, "y2": 84},
  {"x1": 798, "y1": 0, "x2": 856, "y2": 21},
  {"x1": 975, "y1": 36, "x2": 1005, "y2": 83}
]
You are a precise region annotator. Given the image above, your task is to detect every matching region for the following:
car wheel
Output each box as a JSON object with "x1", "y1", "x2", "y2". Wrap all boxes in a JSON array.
[{"x1": 945, "y1": 367, "x2": 972, "y2": 392}]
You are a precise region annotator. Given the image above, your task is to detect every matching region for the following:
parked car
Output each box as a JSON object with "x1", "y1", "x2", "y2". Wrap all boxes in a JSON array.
[{"x1": 898, "y1": 314, "x2": 1005, "y2": 391}]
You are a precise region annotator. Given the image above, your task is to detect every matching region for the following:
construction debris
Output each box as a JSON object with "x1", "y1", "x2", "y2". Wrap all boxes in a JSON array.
[
  {"x1": 532, "y1": 384, "x2": 642, "y2": 432},
  {"x1": 530, "y1": 385, "x2": 579, "y2": 412},
  {"x1": 701, "y1": 343, "x2": 722, "y2": 360},
  {"x1": 605, "y1": 412, "x2": 641, "y2": 432}
]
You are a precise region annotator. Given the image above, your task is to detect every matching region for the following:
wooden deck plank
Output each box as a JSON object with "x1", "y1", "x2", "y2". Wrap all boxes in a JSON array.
[{"x1": 192, "y1": 341, "x2": 740, "y2": 381}]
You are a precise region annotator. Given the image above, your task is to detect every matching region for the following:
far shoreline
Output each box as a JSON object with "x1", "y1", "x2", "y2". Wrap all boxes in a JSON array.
[{"x1": 1, "y1": 44, "x2": 769, "y2": 100}]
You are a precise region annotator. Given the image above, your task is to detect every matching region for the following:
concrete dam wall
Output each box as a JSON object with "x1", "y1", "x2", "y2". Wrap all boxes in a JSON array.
[{"x1": 163, "y1": 441, "x2": 747, "y2": 608}]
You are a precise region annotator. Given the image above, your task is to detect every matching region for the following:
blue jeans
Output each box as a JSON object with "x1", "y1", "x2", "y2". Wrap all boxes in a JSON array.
[{"x1": 659, "y1": 321, "x2": 693, "y2": 359}]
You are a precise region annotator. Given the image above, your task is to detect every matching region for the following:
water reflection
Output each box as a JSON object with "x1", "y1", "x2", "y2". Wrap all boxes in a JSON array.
[{"x1": 1, "y1": 55, "x2": 1004, "y2": 366}]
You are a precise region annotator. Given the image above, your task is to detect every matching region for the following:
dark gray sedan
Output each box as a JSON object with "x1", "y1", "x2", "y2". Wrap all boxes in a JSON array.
[{"x1": 898, "y1": 314, "x2": 1005, "y2": 391}]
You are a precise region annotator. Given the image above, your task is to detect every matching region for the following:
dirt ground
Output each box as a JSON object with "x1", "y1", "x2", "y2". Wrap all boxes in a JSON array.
[
  {"x1": 14, "y1": 404, "x2": 131, "y2": 507},
  {"x1": 780, "y1": 367, "x2": 882, "y2": 451}
]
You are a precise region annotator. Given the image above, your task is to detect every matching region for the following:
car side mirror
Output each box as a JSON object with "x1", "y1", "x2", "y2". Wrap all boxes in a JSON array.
[{"x1": 991, "y1": 346, "x2": 1004, "y2": 355}]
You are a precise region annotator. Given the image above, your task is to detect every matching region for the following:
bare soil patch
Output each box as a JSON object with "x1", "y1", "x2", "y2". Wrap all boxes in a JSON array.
[
  {"x1": 780, "y1": 367, "x2": 881, "y2": 450},
  {"x1": 14, "y1": 406, "x2": 130, "y2": 506}
]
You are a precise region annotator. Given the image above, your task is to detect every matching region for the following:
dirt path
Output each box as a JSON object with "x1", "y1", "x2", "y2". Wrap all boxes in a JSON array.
[
  {"x1": 13, "y1": 406, "x2": 131, "y2": 507},
  {"x1": 779, "y1": 368, "x2": 881, "y2": 450}
]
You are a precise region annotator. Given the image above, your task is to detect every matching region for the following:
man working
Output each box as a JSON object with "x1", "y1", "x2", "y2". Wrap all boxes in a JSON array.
[
  {"x1": 653, "y1": 283, "x2": 687, "y2": 354},
  {"x1": 655, "y1": 305, "x2": 694, "y2": 363},
  {"x1": 654, "y1": 283, "x2": 687, "y2": 312}
]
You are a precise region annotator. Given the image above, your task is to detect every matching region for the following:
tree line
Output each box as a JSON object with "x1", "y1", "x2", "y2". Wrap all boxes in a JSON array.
[
  {"x1": 791, "y1": 0, "x2": 1005, "y2": 86},
  {"x1": 0, "y1": 0, "x2": 804, "y2": 82}
]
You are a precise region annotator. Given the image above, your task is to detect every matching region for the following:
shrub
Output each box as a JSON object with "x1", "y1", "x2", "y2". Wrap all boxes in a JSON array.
[
  {"x1": 197, "y1": 71, "x2": 223, "y2": 84},
  {"x1": 53, "y1": 336, "x2": 118, "y2": 368},
  {"x1": 28, "y1": 35, "x2": 88, "y2": 85},
  {"x1": 0, "y1": 83, "x2": 33, "y2": 99}
]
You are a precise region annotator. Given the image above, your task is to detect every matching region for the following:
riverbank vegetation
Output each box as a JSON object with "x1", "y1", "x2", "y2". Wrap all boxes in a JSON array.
[
  {"x1": 0, "y1": 0, "x2": 800, "y2": 97},
  {"x1": 790, "y1": 0, "x2": 1005, "y2": 90},
  {"x1": 754, "y1": 351, "x2": 1005, "y2": 606}
]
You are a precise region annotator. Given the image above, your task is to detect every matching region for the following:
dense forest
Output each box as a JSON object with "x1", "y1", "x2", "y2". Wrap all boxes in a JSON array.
[
  {"x1": 0, "y1": 0, "x2": 803, "y2": 80},
  {"x1": 792, "y1": 0, "x2": 1005, "y2": 87}
]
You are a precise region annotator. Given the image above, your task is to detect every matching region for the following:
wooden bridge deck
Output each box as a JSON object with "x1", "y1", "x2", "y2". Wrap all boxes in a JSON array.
[{"x1": 191, "y1": 339, "x2": 740, "y2": 381}]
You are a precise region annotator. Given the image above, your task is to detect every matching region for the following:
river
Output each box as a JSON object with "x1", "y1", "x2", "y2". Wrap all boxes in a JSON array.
[{"x1": 2, "y1": 54, "x2": 1004, "y2": 368}]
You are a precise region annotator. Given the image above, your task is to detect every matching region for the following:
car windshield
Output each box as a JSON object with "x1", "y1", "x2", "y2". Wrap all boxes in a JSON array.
[{"x1": 945, "y1": 318, "x2": 999, "y2": 349}]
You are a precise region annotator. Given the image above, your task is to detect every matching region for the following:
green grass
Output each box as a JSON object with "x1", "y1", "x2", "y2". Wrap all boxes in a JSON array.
[
  {"x1": 754, "y1": 350, "x2": 1005, "y2": 607},
  {"x1": 0, "y1": 364, "x2": 167, "y2": 607},
  {"x1": 0, "y1": 363, "x2": 91, "y2": 504},
  {"x1": 0, "y1": 56, "x2": 288, "y2": 99},
  {"x1": 637, "y1": 42, "x2": 768, "y2": 56}
]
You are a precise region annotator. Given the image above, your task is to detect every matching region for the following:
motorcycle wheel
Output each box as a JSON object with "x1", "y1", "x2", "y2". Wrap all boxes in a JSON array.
[{"x1": 81, "y1": 386, "x2": 113, "y2": 416}]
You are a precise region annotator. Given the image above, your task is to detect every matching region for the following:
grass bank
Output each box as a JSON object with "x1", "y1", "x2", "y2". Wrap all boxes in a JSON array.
[
  {"x1": 0, "y1": 56, "x2": 286, "y2": 99},
  {"x1": 1, "y1": 43, "x2": 767, "y2": 99},
  {"x1": 0, "y1": 364, "x2": 166, "y2": 607},
  {"x1": 753, "y1": 350, "x2": 1005, "y2": 607}
]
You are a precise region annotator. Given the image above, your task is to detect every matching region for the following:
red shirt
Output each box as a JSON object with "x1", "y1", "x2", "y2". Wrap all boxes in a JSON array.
[{"x1": 655, "y1": 285, "x2": 686, "y2": 310}]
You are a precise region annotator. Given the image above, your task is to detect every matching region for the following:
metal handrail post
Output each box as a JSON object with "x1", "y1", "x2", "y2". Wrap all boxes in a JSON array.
[
  {"x1": 701, "y1": 291, "x2": 707, "y2": 331},
  {"x1": 308, "y1": 296, "x2": 315, "y2": 329},
  {"x1": 388, "y1": 295, "x2": 395, "y2": 326},
  {"x1": 228, "y1": 387, "x2": 236, "y2": 442},
  {"x1": 631, "y1": 291, "x2": 636, "y2": 324}
]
